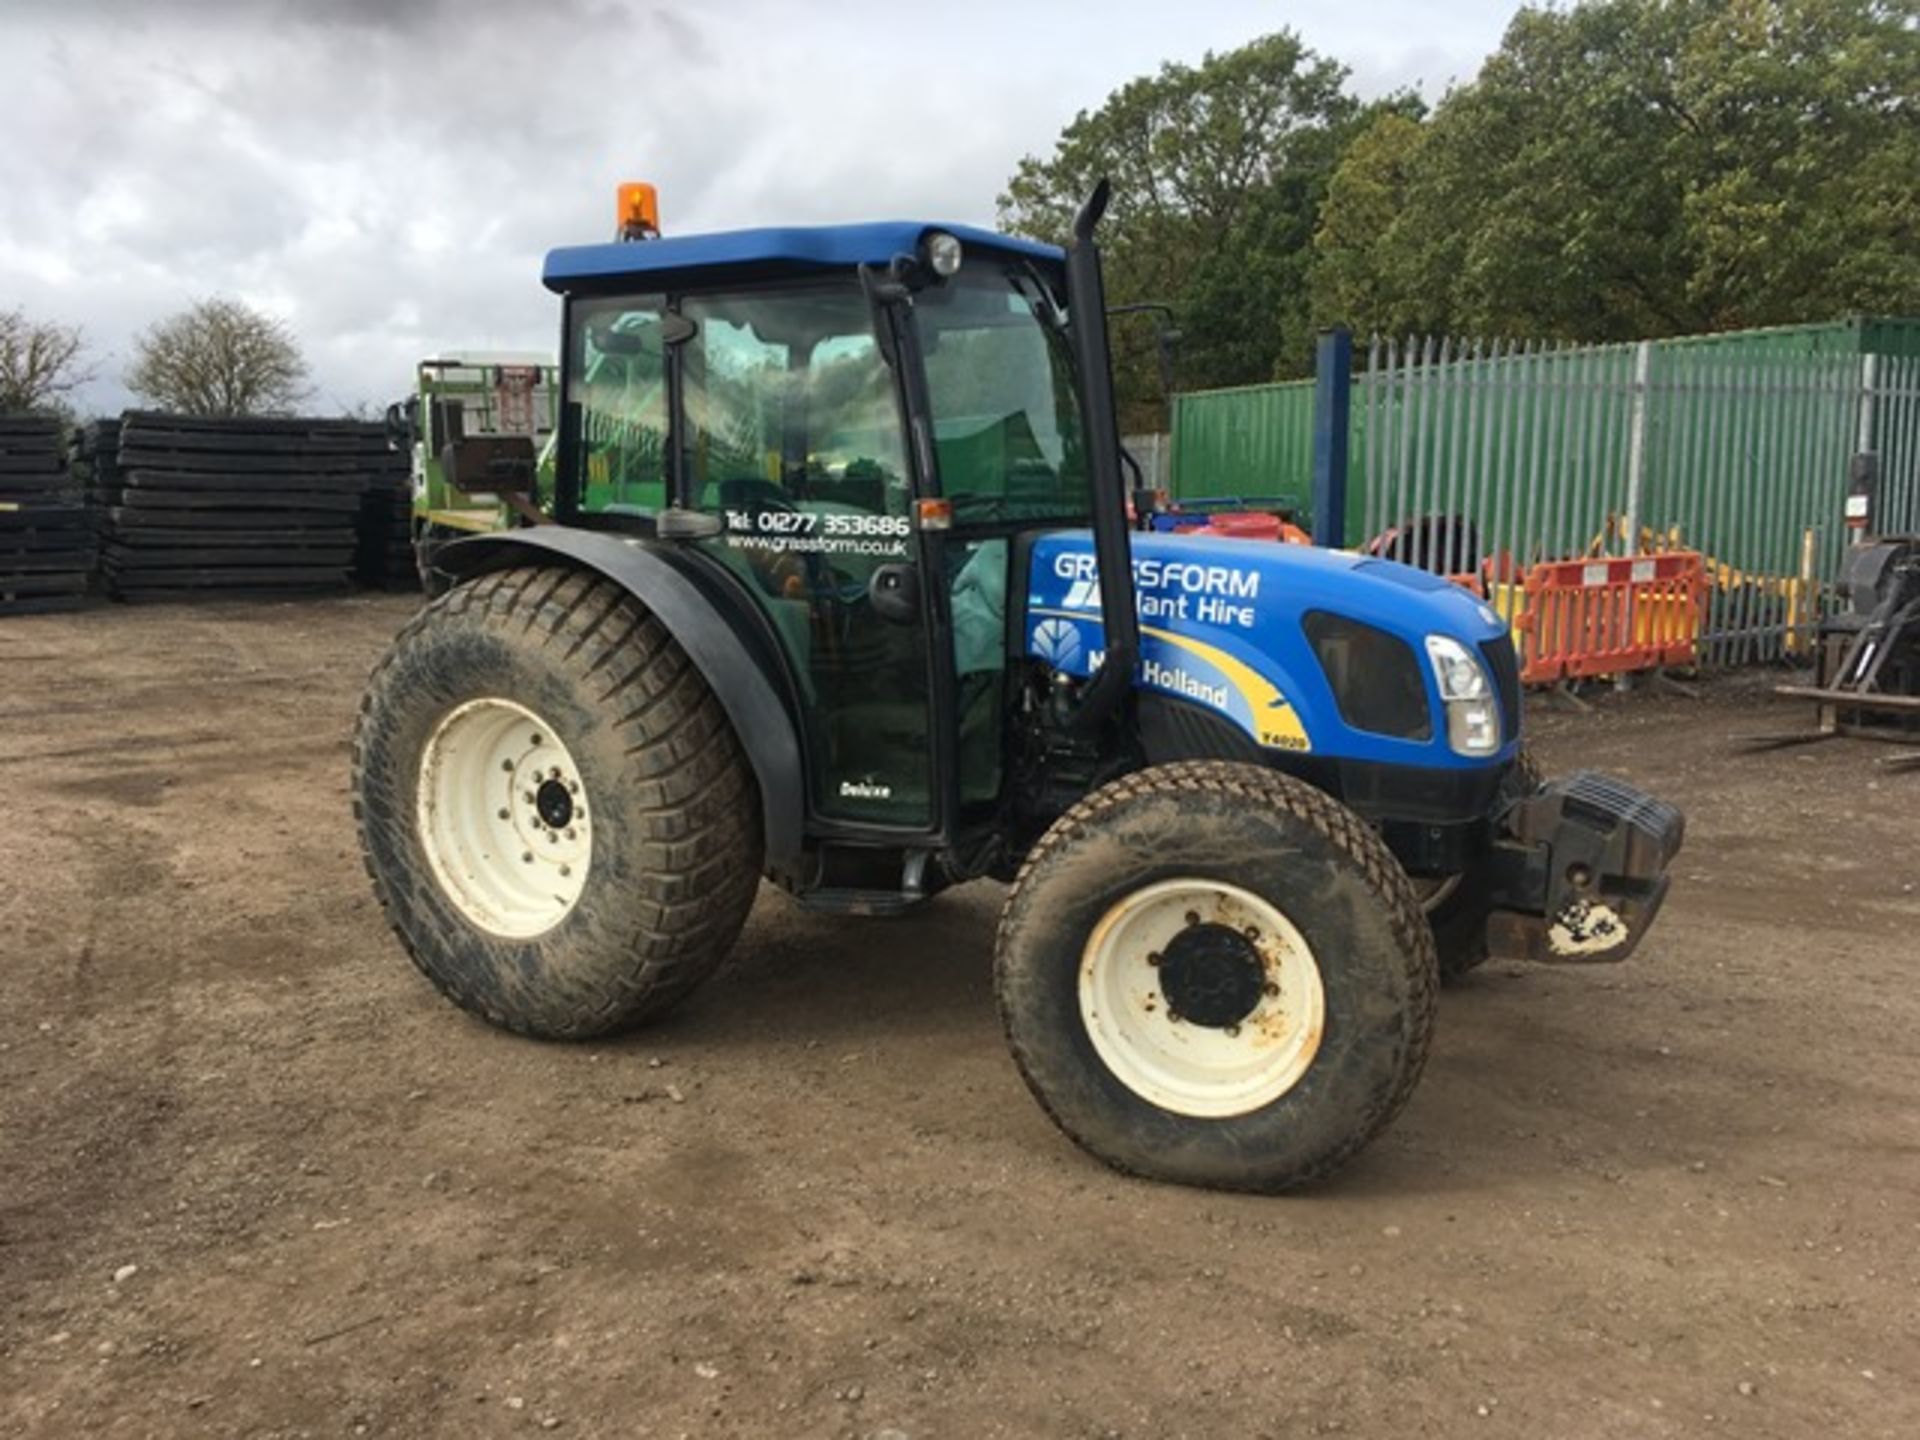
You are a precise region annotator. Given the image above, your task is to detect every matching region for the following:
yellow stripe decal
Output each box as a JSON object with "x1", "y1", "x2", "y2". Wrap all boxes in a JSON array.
[
  {"x1": 1028, "y1": 609, "x2": 1310, "y2": 753},
  {"x1": 1143, "y1": 625, "x2": 1311, "y2": 752}
]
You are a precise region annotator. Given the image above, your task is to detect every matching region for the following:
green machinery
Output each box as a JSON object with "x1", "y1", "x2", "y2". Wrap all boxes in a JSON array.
[{"x1": 386, "y1": 354, "x2": 558, "y2": 591}]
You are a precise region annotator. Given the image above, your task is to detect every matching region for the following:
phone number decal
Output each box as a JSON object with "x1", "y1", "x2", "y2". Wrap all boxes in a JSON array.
[{"x1": 723, "y1": 509, "x2": 910, "y2": 557}]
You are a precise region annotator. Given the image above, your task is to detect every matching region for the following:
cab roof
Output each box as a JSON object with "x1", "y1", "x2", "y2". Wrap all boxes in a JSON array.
[{"x1": 542, "y1": 221, "x2": 1063, "y2": 294}]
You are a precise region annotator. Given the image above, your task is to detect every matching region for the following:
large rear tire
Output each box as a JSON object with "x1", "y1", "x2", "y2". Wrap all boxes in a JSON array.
[
  {"x1": 352, "y1": 565, "x2": 762, "y2": 1038},
  {"x1": 994, "y1": 762, "x2": 1437, "y2": 1193}
]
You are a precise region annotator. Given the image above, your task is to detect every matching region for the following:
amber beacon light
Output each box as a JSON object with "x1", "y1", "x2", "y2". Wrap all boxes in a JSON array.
[{"x1": 616, "y1": 182, "x2": 661, "y2": 241}]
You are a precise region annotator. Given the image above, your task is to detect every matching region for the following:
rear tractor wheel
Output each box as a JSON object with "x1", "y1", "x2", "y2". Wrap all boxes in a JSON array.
[
  {"x1": 352, "y1": 565, "x2": 762, "y2": 1039},
  {"x1": 994, "y1": 762, "x2": 1437, "y2": 1192}
]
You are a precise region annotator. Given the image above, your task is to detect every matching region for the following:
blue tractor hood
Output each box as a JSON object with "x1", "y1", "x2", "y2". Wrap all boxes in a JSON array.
[{"x1": 1022, "y1": 532, "x2": 1519, "y2": 769}]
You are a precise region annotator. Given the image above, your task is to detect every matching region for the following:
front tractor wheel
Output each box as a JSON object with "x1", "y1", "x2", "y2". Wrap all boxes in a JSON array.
[
  {"x1": 352, "y1": 566, "x2": 763, "y2": 1039},
  {"x1": 995, "y1": 762, "x2": 1437, "y2": 1192}
]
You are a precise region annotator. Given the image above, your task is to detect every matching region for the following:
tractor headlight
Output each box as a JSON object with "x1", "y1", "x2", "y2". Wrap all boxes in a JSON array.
[
  {"x1": 923, "y1": 230, "x2": 963, "y2": 278},
  {"x1": 1424, "y1": 635, "x2": 1501, "y2": 755}
]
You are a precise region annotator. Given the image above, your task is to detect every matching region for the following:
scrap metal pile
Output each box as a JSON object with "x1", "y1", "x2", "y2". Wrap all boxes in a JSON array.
[{"x1": 0, "y1": 417, "x2": 88, "y2": 616}]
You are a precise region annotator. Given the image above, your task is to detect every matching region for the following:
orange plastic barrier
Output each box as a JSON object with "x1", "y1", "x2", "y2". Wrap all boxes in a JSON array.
[{"x1": 1514, "y1": 551, "x2": 1706, "y2": 685}]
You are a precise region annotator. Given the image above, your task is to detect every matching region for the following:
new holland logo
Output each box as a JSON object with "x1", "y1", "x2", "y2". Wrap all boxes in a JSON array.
[
  {"x1": 1032, "y1": 617, "x2": 1084, "y2": 667},
  {"x1": 1060, "y1": 578, "x2": 1100, "y2": 611}
]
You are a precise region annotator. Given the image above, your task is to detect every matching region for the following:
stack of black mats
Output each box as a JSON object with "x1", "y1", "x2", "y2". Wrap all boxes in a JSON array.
[
  {"x1": 0, "y1": 417, "x2": 88, "y2": 616},
  {"x1": 93, "y1": 413, "x2": 378, "y2": 601},
  {"x1": 74, "y1": 418, "x2": 121, "y2": 566},
  {"x1": 353, "y1": 449, "x2": 419, "y2": 590}
]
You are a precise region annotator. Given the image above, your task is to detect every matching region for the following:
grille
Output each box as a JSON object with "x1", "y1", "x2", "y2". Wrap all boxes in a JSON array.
[{"x1": 1304, "y1": 612, "x2": 1433, "y2": 742}]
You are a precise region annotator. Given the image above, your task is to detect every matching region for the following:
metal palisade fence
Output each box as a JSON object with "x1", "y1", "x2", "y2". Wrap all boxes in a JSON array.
[{"x1": 1356, "y1": 335, "x2": 1920, "y2": 667}]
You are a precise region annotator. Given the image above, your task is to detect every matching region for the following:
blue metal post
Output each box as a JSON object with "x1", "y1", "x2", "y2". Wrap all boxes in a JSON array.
[{"x1": 1312, "y1": 327, "x2": 1353, "y2": 547}]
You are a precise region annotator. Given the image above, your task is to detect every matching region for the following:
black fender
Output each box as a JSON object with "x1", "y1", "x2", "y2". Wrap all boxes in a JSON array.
[{"x1": 438, "y1": 528, "x2": 807, "y2": 881}]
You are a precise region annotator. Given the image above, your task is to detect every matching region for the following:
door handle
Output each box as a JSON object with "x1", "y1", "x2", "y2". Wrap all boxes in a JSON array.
[{"x1": 867, "y1": 564, "x2": 920, "y2": 625}]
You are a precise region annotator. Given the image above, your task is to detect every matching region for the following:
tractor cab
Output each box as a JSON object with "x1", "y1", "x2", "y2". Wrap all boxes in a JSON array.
[{"x1": 539, "y1": 218, "x2": 1115, "y2": 881}]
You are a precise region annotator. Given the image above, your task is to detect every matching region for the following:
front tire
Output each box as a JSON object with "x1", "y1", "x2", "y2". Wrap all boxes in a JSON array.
[
  {"x1": 352, "y1": 565, "x2": 762, "y2": 1039},
  {"x1": 994, "y1": 762, "x2": 1437, "y2": 1193}
]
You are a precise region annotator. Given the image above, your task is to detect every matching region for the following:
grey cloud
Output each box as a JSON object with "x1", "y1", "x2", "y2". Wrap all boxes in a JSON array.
[{"x1": 3, "y1": 0, "x2": 1512, "y2": 418}]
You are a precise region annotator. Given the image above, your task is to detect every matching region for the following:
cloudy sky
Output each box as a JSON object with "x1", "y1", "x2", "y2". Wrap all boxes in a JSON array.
[{"x1": 2, "y1": 0, "x2": 1513, "y2": 417}]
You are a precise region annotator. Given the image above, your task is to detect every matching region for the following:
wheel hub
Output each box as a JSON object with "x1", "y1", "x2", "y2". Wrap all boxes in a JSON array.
[
  {"x1": 1159, "y1": 923, "x2": 1267, "y2": 1028},
  {"x1": 535, "y1": 777, "x2": 575, "y2": 830},
  {"x1": 1078, "y1": 878, "x2": 1326, "y2": 1118},
  {"x1": 417, "y1": 698, "x2": 592, "y2": 938}
]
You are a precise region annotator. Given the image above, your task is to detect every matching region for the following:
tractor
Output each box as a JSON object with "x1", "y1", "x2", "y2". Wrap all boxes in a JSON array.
[{"x1": 352, "y1": 180, "x2": 1685, "y2": 1192}]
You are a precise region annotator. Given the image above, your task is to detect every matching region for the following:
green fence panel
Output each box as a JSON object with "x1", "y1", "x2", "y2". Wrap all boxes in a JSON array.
[{"x1": 1169, "y1": 315, "x2": 1920, "y2": 667}]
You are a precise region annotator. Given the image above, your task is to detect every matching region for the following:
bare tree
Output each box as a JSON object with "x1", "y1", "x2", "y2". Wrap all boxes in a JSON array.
[
  {"x1": 0, "y1": 308, "x2": 96, "y2": 415},
  {"x1": 126, "y1": 298, "x2": 311, "y2": 416}
]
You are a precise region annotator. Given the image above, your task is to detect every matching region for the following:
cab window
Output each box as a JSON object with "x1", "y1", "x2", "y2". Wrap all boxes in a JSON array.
[
  {"x1": 568, "y1": 296, "x2": 669, "y2": 515},
  {"x1": 916, "y1": 267, "x2": 1089, "y2": 525}
]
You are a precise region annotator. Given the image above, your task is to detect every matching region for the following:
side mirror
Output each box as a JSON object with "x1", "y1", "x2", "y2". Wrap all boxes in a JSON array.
[{"x1": 441, "y1": 435, "x2": 536, "y2": 497}]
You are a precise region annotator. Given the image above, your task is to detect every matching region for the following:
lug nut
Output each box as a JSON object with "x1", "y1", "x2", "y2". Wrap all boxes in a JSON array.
[
  {"x1": 549, "y1": 767, "x2": 561, "y2": 780},
  {"x1": 547, "y1": 832, "x2": 558, "y2": 844},
  {"x1": 1147, "y1": 951, "x2": 1162, "y2": 967},
  {"x1": 1243, "y1": 925, "x2": 1260, "y2": 941},
  {"x1": 559, "y1": 864, "x2": 571, "y2": 877},
  {"x1": 1167, "y1": 1009, "x2": 1183, "y2": 1024},
  {"x1": 1225, "y1": 1024, "x2": 1241, "y2": 1038},
  {"x1": 1185, "y1": 911, "x2": 1200, "y2": 927},
  {"x1": 566, "y1": 828, "x2": 577, "y2": 840},
  {"x1": 1263, "y1": 981, "x2": 1280, "y2": 997},
  {"x1": 521, "y1": 851, "x2": 533, "y2": 864},
  {"x1": 530, "y1": 734, "x2": 542, "y2": 746},
  {"x1": 501, "y1": 759, "x2": 514, "y2": 772},
  {"x1": 497, "y1": 808, "x2": 510, "y2": 821}
]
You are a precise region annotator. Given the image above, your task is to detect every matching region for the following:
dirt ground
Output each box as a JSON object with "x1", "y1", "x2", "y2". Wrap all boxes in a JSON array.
[{"x1": 1, "y1": 595, "x2": 1916, "y2": 1440}]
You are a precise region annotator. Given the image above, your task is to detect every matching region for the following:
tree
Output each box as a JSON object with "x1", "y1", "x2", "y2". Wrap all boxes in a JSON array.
[
  {"x1": 1309, "y1": 112, "x2": 1434, "y2": 335},
  {"x1": 999, "y1": 33, "x2": 1396, "y2": 426},
  {"x1": 1313, "y1": 0, "x2": 1920, "y2": 340},
  {"x1": 127, "y1": 298, "x2": 311, "y2": 416},
  {"x1": 0, "y1": 309, "x2": 95, "y2": 416}
]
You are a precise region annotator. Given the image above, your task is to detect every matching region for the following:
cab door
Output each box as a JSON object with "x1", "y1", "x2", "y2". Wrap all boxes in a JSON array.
[
  {"x1": 676, "y1": 283, "x2": 937, "y2": 830},
  {"x1": 910, "y1": 263, "x2": 1096, "y2": 814}
]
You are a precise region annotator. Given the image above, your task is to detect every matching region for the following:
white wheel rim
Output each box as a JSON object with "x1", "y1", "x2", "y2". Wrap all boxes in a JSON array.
[
  {"x1": 1078, "y1": 878, "x2": 1325, "y2": 1119},
  {"x1": 416, "y1": 698, "x2": 592, "y2": 938}
]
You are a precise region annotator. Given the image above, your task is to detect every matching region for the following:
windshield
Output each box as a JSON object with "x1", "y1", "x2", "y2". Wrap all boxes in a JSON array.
[{"x1": 914, "y1": 264, "x2": 1090, "y2": 526}]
